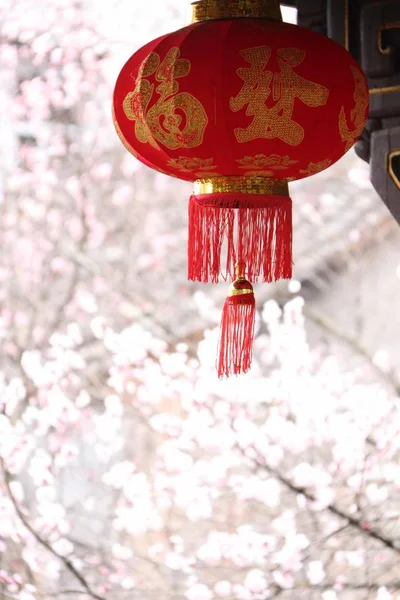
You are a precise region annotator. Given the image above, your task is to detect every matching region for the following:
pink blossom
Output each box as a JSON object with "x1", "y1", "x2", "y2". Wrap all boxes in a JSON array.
[
  {"x1": 272, "y1": 570, "x2": 294, "y2": 590},
  {"x1": 76, "y1": 390, "x2": 91, "y2": 408},
  {"x1": 288, "y1": 280, "x2": 301, "y2": 293},
  {"x1": 244, "y1": 569, "x2": 268, "y2": 594},
  {"x1": 376, "y1": 588, "x2": 393, "y2": 600},
  {"x1": 150, "y1": 414, "x2": 183, "y2": 436},
  {"x1": 366, "y1": 484, "x2": 389, "y2": 505},
  {"x1": 334, "y1": 551, "x2": 364, "y2": 569},
  {"x1": 197, "y1": 543, "x2": 222, "y2": 566},
  {"x1": 165, "y1": 552, "x2": 186, "y2": 571},
  {"x1": 214, "y1": 581, "x2": 232, "y2": 598},
  {"x1": 185, "y1": 584, "x2": 213, "y2": 600},
  {"x1": 120, "y1": 577, "x2": 136, "y2": 590},
  {"x1": 262, "y1": 299, "x2": 282, "y2": 323},
  {"x1": 121, "y1": 154, "x2": 142, "y2": 176},
  {"x1": 233, "y1": 584, "x2": 252, "y2": 600},
  {"x1": 306, "y1": 561, "x2": 326, "y2": 585},
  {"x1": 112, "y1": 185, "x2": 132, "y2": 206},
  {"x1": 76, "y1": 292, "x2": 98, "y2": 314},
  {"x1": 18, "y1": 592, "x2": 36, "y2": 600},
  {"x1": 35, "y1": 485, "x2": 56, "y2": 504},
  {"x1": 90, "y1": 316, "x2": 107, "y2": 339},
  {"x1": 112, "y1": 544, "x2": 133, "y2": 561},
  {"x1": 50, "y1": 257, "x2": 71, "y2": 274},
  {"x1": 148, "y1": 544, "x2": 164, "y2": 558},
  {"x1": 322, "y1": 592, "x2": 337, "y2": 600},
  {"x1": 52, "y1": 538, "x2": 74, "y2": 556},
  {"x1": 8, "y1": 480, "x2": 24, "y2": 503},
  {"x1": 373, "y1": 349, "x2": 392, "y2": 373}
]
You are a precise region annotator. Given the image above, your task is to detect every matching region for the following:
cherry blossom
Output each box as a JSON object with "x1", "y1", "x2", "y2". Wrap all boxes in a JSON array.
[{"x1": 0, "y1": 1, "x2": 399, "y2": 600}]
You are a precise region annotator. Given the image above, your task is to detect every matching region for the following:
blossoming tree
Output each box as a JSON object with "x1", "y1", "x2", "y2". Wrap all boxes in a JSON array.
[{"x1": 0, "y1": 1, "x2": 399, "y2": 600}]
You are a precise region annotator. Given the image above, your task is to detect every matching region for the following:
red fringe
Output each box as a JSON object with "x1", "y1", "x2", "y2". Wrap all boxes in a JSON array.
[
  {"x1": 217, "y1": 293, "x2": 256, "y2": 379},
  {"x1": 188, "y1": 193, "x2": 292, "y2": 284}
]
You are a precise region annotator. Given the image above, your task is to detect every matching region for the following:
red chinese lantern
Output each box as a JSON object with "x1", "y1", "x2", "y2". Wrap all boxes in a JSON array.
[{"x1": 113, "y1": 0, "x2": 369, "y2": 377}]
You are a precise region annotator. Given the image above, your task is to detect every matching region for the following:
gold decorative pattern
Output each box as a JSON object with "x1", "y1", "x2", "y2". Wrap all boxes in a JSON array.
[
  {"x1": 112, "y1": 105, "x2": 173, "y2": 176},
  {"x1": 167, "y1": 156, "x2": 217, "y2": 172},
  {"x1": 237, "y1": 153, "x2": 297, "y2": 175},
  {"x1": 122, "y1": 48, "x2": 208, "y2": 151},
  {"x1": 112, "y1": 105, "x2": 139, "y2": 158},
  {"x1": 339, "y1": 66, "x2": 369, "y2": 152},
  {"x1": 191, "y1": 0, "x2": 282, "y2": 22},
  {"x1": 194, "y1": 172, "x2": 223, "y2": 177},
  {"x1": 230, "y1": 47, "x2": 329, "y2": 146},
  {"x1": 229, "y1": 288, "x2": 254, "y2": 297},
  {"x1": 122, "y1": 54, "x2": 159, "y2": 149},
  {"x1": 387, "y1": 150, "x2": 400, "y2": 190},
  {"x1": 193, "y1": 176, "x2": 289, "y2": 195},
  {"x1": 229, "y1": 264, "x2": 254, "y2": 296},
  {"x1": 299, "y1": 159, "x2": 332, "y2": 175}
]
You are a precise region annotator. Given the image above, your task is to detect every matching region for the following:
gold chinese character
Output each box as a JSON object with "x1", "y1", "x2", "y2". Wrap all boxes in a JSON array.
[
  {"x1": 230, "y1": 46, "x2": 329, "y2": 146},
  {"x1": 123, "y1": 48, "x2": 208, "y2": 151},
  {"x1": 122, "y1": 53, "x2": 160, "y2": 149},
  {"x1": 339, "y1": 65, "x2": 369, "y2": 152},
  {"x1": 230, "y1": 47, "x2": 274, "y2": 143}
]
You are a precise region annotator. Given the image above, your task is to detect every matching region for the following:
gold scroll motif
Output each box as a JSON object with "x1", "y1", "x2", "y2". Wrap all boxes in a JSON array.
[
  {"x1": 299, "y1": 159, "x2": 332, "y2": 175},
  {"x1": 237, "y1": 153, "x2": 297, "y2": 176},
  {"x1": 230, "y1": 47, "x2": 329, "y2": 146},
  {"x1": 167, "y1": 156, "x2": 217, "y2": 172},
  {"x1": 123, "y1": 48, "x2": 208, "y2": 151},
  {"x1": 339, "y1": 66, "x2": 369, "y2": 152}
]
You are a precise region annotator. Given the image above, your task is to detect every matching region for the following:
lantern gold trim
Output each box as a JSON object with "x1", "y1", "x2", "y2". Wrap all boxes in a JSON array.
[
  {"x1": 191, "y1": 0, "x2": 282, "y2": 23},
  {"x1": 193, "y1": 176, "x2": 289, "y2": 196}
]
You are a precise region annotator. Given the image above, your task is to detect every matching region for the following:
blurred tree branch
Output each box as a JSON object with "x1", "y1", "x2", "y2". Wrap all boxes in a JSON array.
[
  {"x1": 0, "y1": 458, "x2": 106, "y2": 600},
  {"x1": 304, "y1": 304, "x2": 400, "y2": 397},
  {"x1": 257, "y1": 454, "x2": 399, "y2": 554}
]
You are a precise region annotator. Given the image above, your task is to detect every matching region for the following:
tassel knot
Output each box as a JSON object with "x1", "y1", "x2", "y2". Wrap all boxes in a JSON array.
[{"x1": 217, "y1": 263, "x2": 256, "y2": 378}]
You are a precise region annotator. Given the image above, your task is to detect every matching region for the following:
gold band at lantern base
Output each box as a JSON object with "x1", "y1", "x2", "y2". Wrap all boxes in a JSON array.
[
  {"x1": 191, "y1": 0, "x2": 282, "y2": 22},
  {"x1": 193, "y1": 176, "x2": 289, "y2": 196}
]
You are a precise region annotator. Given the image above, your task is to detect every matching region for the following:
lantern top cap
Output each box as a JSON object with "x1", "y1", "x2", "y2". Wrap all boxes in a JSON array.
[{"x1": 191, "y1": 0, "x2": 282, "y2": 23}]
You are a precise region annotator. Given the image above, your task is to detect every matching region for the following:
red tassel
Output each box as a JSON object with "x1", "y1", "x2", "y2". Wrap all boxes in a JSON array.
[
  {"x1": 217, "y1": 264, "x2": 256, "y2": 379},
  {"x1": 188, "y1": 192, "x2": 292, "y2": 284}
]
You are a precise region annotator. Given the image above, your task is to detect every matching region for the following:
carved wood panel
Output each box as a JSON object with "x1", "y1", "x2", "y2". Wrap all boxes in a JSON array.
[{"x1": 285, "y1": 0, "x2": 400, "y2": 223}]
